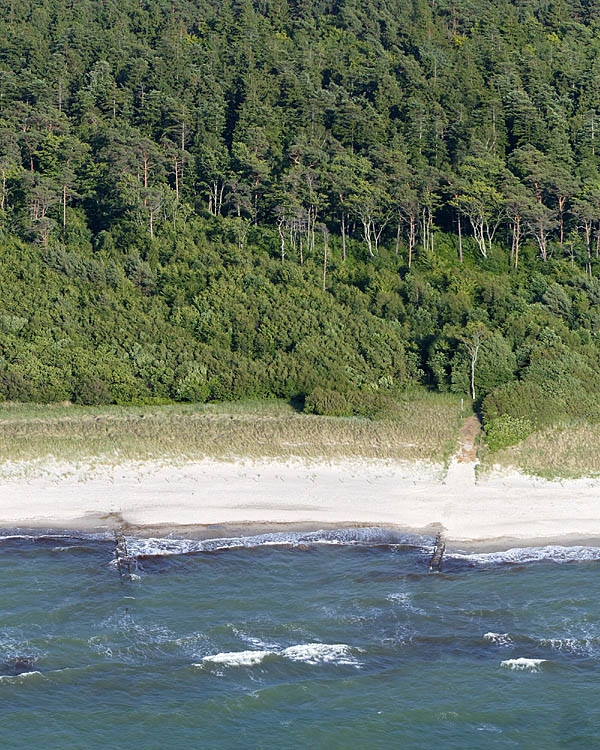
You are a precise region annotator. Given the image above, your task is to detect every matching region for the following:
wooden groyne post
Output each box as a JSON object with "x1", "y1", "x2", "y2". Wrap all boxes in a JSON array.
[
  {"x1": 113, "y1": 530, "x2": 135, "y2": 581},
  {"x1": 429, "y1": 532, "x2": 446, "y2": 572}
]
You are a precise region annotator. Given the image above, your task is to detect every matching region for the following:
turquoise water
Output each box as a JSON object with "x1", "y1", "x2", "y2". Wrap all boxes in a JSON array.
[{"x1": 1, "y1": 529, "x2": 599, "y2": 749}]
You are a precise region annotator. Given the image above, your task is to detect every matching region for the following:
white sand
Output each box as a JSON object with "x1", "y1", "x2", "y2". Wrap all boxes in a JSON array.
[{"x1": 1, "y1": 454, "x2": 599, "y2": 545}]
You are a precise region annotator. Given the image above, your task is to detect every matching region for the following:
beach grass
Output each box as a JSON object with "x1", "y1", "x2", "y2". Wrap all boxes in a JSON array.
[
  {"x1": 0, "y1": 392, "x2": 463, "y2": 466},
  {"x1": 478, "y1": 420, "x2": 600, "y2": 479}
]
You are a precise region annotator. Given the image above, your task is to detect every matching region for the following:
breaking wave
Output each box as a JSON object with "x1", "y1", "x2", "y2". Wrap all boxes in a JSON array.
[
  {"x1": 450, "y1": 545, "x2": 600, "y2": 565},
  {"x1": 127, "y1": 528, "x2": 430, "y2": 557},
  {"x1": 4, "y1": 530, "x2": 600, "y2": 570},
  {"x1": 500, "y1": 658, "x2": 548, "y2": 672},
  {"x1": 196, "y1": 643, "x2": 361, "y2": 669},
  {"x1": 201, "y1": 650, "x2": 271, "y2": 667},
  {"x1": 484, "y1": 632, "x2": 513, "y2": 647},
  {"x1": 0, "y1": 670, "x2": 43, "y2": 683}
]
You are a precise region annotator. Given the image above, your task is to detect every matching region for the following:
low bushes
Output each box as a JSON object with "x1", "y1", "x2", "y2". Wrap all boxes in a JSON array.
[{"x1": 484, "y1": 415, "x2": 533, "y2": 451}]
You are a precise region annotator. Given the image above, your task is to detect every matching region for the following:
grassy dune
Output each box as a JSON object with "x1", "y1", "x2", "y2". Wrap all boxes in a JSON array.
[
  {"x1": 479, "y1": 421, "x2": 600, "y2": 479},
  {"x1": 0, "y1": 394, "x2": 463, "y2": 466}
]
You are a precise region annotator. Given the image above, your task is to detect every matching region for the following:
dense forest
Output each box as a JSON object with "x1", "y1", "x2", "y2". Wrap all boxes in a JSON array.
[{"x1": 2, "y1": 0, "x2": 600, "y2": 447}]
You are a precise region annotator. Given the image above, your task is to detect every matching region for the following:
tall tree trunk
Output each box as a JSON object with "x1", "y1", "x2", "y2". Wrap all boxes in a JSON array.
[
  {"x1": 421, "y1": 209, "x2": 428, "y2": 252},
  {"x1": 277, "y1": 218, "x2": 285, "y2": 261},
  {"x1": 322, "y1": 229, "x2": 328, "y2": 291},
  {"x1": 428, "y1": 209, "x2": 434, "y2": 254},
  {"x1": 585, "y1": 221, "x2": 592, "y2": 276},
  {"x1": 362, "y1": 219, "x2": 374, "y2": 258},
  {"x1": 558, "y1": 196, "x2": 565, "y2": 245},
  {"x1": 514, "y1": 216, "x2": 521, "y2": 269},
  {"x1": 470, "y1": 347, "x2": 478, "y2": 400},
  {"x1": 341, "y1": 213, "x2": 347, "y2": 261},
  {"x1": 457, "y1": 213, "x2": 463, "y2": 263},
  {"x1": 180, "y1": 118, "x2": 185, "y2": 185},
  {"x1": 538, "y1": 218, "x2": 547, "y2": 261},
  {"x1": 408, "y1": 215, "x2": 416, "y2": 268}
]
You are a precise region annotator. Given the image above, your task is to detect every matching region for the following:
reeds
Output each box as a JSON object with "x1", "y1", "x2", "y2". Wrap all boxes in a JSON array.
[
  {"x1": 0, "y1": 394, "x2": 462, "y2": 466},
  {"x1": 479, "y1": 420, "x2": 600, "y2": 479}
]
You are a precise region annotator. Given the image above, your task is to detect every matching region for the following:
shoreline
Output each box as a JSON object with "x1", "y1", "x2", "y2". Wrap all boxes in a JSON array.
[
  {"x1": 2, "y1": 519, "x2": 600, "y2": 556},
  {"x1": 1, "y1": 456, "x2": 599, "y2": 552}
]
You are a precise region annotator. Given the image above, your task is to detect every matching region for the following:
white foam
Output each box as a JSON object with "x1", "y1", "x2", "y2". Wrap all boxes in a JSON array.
[
  {"x1": 0, "y1": 532, "x2": 111, "y2": 543},
  {"x1": 0, "y1": 670, "x2": 42, "y2": 682},
  {"x1": 500, "y1": 658, "x2": 547, "y2": 672},
  {"x1": 539, "y1": 636, "x2": 599, "y2": 657},
  {"x1": 484, "y1": 632, "x2": 513, "y2": 646},
  {"x1": 281, "y1": 643, "x2": 359, "y2": 666},
  {"x1": 199, "y1": 650, "x2": 272, "y2": 667},
  {"x1": 196, "y1": 643, "x2": 361, "y2": 669},
  {"x1": 452, "y1": 545, "x2": 600, "y2": 565},
  {"x1": 127, "y1": 528, "x2": 426, "y2": 558}
]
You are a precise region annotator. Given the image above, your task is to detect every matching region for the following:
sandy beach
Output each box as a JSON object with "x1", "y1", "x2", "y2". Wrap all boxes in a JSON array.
[{"x1": 1, "y1": 452, "x2": 599, "y2": 548}]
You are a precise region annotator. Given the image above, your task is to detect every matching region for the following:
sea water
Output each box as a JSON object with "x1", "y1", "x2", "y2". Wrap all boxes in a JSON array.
[{"x1": 1, "y1": 529, "x2": 599, "y2": 749}]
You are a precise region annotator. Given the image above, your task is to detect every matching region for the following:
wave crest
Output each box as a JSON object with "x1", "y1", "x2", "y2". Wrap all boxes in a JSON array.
[
  {"x1": 501, "y1": 658, "x2": 547, "y2": 672},
  {"x1": 196, "y1": 643, "x2": 361, "y2": 669},
  {"x1": 0, "y1": 670, "x2": 43, "y2": 683},
  {"x1": 484, "y1": 632, "x2": 513, "y2": 646},
  {"x1": 200, "y1": 650, "x2": 271, "y2": 667}
]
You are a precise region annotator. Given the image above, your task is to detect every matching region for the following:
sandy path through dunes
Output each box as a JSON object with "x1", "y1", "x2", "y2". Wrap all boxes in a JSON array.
[{"x1": 443, "y1": 415, "x2": 480, "y2": 489}]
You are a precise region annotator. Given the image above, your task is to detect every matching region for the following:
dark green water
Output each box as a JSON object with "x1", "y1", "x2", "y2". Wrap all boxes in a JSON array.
[{"x1": 1, "y1": 530, "x2": 599, "y2": 749}]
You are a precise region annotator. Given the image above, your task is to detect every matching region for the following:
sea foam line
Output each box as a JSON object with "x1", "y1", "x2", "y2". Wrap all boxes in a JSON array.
[
  {"x1": 127, "y1": 528, "x2": 428, "y2": 557},
  {"x1": 450, "y1": 545, "x2": 600, "y2": 565},
  {"x1": 4, "y1": 530, "x2": 600, "y2": 566},
  {"x1": 196, "y1": 643, "x2": 361, "y2": 669}
]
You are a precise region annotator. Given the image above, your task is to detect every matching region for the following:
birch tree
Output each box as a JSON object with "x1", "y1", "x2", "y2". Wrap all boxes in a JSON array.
[
  {"x1": 349, "y1": 160, "x2": 391, "y2": 258},
  {"x1": 509, "y1": 145, "x2": 555, "y2": 261},
  {"x1": 451, "y1": 151, "x2": 506, "y2": 258},
  {"x1": 456, "y1": 322, "x2": 489, "y2": 400}
]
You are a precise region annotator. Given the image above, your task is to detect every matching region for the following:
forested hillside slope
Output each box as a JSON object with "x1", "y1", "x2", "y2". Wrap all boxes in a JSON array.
[{"x1": 2, "y1": 0, "x2": 600, "y2": 446}]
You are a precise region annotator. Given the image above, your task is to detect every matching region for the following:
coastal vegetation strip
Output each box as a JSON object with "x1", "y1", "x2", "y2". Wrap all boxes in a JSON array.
[
  {"x1": 479, "y1": 421, "x2": 600, "y2": 480},
  {"x1": 0, "y1": 394, "x2": 462, "y2": 465}
]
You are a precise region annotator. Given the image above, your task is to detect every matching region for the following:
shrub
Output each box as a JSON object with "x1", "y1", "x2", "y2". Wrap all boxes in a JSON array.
[
  {"x1": 72, "y1": 373, "x2": 111, "y2": 405},
  {"x1": 348, "y1": 390, "x2": 399, "y2": 418},
  {"x1": 0, "y1": 369, "x2": 34, "y2": 401},
  {"x1": 304, "y1": 387, "x2": 352, "y2": 416},
  {"x1": 483, "y1": 380, "x2": 560, "y2": 427},
  {"x1": 173, "y1": 362, "x2": 210, "y2": 402},
  {"x1": 485, "y1": 415, "x2": 533, "y2": 450}
]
